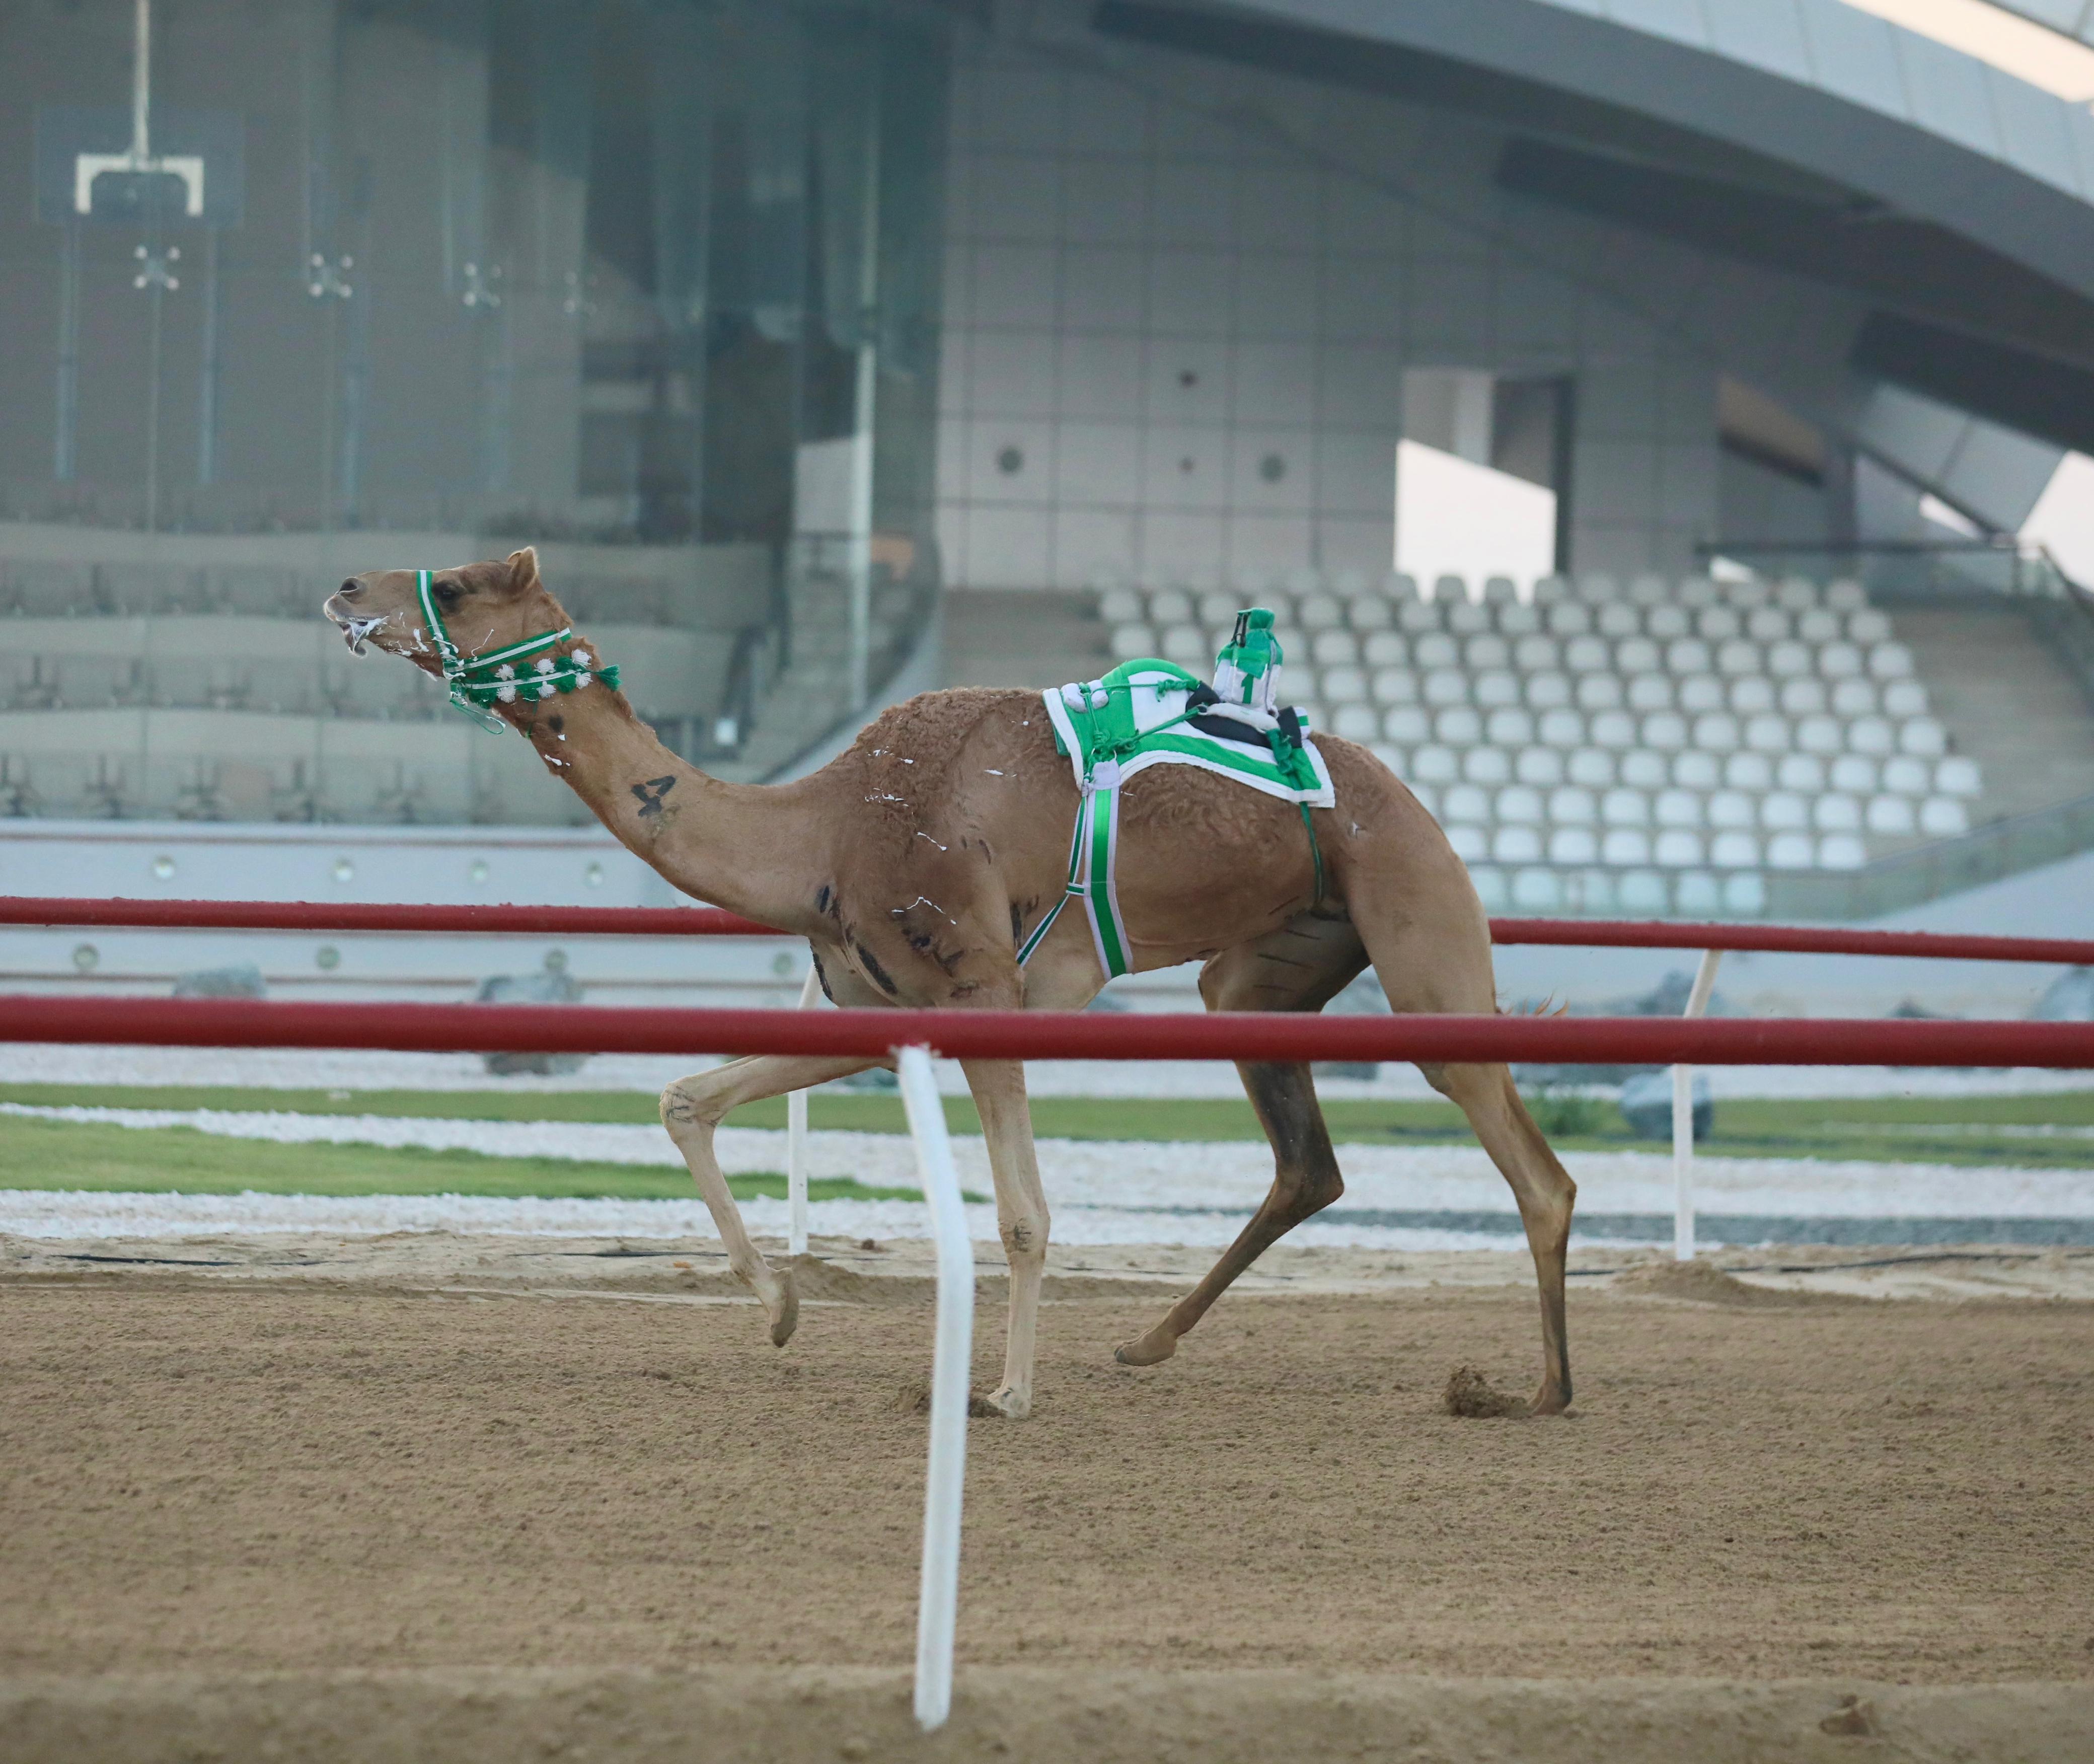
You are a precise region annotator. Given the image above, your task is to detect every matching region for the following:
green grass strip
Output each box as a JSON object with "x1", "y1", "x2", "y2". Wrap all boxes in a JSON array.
[
  {"x1": 0, "y1": 1115, "x2": 943, "y2": 1203},
  {"x1": 3, "y1": 1083, "x2": 2090, "y2": 1171}
]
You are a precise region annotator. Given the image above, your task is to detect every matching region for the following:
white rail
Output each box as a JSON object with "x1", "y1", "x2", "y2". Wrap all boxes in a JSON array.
[
  {"x1": 895, "y1": 1044, "x2": 973, "y2": 1731},
  {"x1": 785, "y1": 964, "x2": 824, "y2": 1257},
  {"x1": 1672, "y1": 948, "x2": 1725, "y2": 1261}
]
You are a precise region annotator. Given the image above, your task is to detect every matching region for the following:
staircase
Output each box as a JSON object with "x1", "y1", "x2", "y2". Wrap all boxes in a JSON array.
[
  {"x1": 1895, "y1": 600, "x2": 2094, "y2": 825},
  {"x1": 941, "y1": 590, "x2": 1109, "y2": 691}
]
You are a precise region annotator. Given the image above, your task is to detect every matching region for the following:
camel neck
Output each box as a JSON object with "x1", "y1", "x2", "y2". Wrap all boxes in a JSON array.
[{"x1": 507, "y1": 671, "x2": 825, "y2": 934}]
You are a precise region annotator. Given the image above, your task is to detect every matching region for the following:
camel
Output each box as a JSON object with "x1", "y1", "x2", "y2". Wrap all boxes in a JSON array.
[{"x1": 324, "y1": 549, "x2": 1578, "y2": 1417}]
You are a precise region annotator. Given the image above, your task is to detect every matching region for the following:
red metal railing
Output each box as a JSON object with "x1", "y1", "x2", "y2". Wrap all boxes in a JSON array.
[
  {"x1": 3, "y1": 996, "x2": 2091, "y2": 1066},
  {"x1": 4, "y1": 897, "x2": 2091, "y2": 967}
]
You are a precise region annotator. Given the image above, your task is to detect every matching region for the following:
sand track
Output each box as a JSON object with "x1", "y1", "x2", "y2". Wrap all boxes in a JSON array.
[{"x1": 4, "y1": 1249, "x2": 2090, "y2": 1759}]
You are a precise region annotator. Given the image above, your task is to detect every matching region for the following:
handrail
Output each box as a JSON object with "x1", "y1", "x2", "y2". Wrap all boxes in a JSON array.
[
  {"x1": 3, "y1": 995, "x2": 2090, "y2": 1065},
  {"x1": 4, "y1": 896, "x2": 2090, "y2": 966}
]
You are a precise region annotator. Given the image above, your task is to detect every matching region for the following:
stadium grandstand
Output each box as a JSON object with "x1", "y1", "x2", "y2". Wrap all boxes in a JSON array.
[{"x1": 2, "y1": 0, "x2": 2091, "y2": 946}]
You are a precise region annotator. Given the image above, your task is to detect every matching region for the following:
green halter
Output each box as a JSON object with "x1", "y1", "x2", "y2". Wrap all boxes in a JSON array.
[{"x1": 415, "y1": 568, "x2": 620, "y2": 733}]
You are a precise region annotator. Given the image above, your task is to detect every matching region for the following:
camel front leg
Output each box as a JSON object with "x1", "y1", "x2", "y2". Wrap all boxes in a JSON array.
[
  {"x1": 660, "y1": 1052, "x2": 880, "y2": 1345},
  {"x1": 960, "y1": 1057, "x2": 1050, "y2": 1419}
]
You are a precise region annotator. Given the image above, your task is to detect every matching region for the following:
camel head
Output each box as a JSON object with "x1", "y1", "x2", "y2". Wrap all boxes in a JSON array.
[{"x1": 322, "y1": 547, "x2": 567, "y2": 681}]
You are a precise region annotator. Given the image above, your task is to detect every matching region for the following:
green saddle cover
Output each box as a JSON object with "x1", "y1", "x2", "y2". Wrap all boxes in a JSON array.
[{"x1": 1023, "y1": 654, "x2": 1334, "y2": 978}]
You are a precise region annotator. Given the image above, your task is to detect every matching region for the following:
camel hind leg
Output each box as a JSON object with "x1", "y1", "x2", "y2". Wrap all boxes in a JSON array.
[
  {"x1": 1342, "y1": 845, "x2": 1578, "y2": 1414},
  {"x1": 1115, "y1": 908, "x2": 1367, "y2": 1367}
]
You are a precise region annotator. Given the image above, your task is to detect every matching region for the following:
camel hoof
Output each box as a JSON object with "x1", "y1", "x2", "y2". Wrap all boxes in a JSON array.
[
  {"x1": 1529, "y1": 1384, "x2": 1571, "y2": 1417},
  {"x1": 766, "y1": 1271, "x2": 799, "y2": 1348},
  {"x1": 1113, "y1": 1327, "x2": 1177, "y2": 1368},
  {"x1": 983, "y1": 1386, "x2": 1031, "y2": 1420}
]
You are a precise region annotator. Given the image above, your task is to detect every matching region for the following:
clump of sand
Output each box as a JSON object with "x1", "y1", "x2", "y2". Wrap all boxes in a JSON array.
[
  {"x1": 1611, "y1": 1258, "x2": 1792, "y2": 1307},
  {"x1": 1443, "y1": 1366, "x2": 1526, "y2": 1418}
]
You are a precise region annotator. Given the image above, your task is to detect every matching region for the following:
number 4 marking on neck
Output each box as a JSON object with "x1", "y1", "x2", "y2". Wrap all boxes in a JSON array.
[{"x1": 632, "y1": 775, "x2": 677, "y2": 818}]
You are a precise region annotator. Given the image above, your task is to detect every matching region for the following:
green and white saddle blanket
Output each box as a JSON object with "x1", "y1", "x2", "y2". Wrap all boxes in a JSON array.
[{"x1": 1022, "y1": 610, "x2": 1333, "y2": 978}]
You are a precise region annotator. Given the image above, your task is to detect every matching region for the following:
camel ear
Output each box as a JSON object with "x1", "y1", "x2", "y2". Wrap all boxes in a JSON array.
[{"x1": 502, "y1": 547, "x2": 542, "y2": 598}]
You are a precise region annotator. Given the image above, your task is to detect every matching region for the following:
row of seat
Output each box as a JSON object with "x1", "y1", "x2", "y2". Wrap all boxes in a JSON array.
[
  {"x1": 1392, "y1": 776, "x2": 1970, "y2": 840},
  {"x1": 1359, "y1": 739, "x2": 1975, "y2": 797},
  {"x1": 1095, "y1": 569, "x2": 1868, "y2": 614},
  {"x1": 1439, "y1": 823, "x2": 1875, "y2": 872},
  {"x1": 1325, "y1": 704, "x2": 1951, "y2": 761},
  {"x1": 1462, "y1": 864, "x2": 1768, "y2": 916}
]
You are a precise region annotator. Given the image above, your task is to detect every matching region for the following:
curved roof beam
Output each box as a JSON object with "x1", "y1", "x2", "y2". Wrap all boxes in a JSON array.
[{"x1": 1096, "y1": 0, "x2": 2094, "y2": 301}]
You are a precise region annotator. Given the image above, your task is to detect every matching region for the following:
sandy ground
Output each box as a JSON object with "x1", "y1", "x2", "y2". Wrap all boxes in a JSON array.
[{"x1": 6, "y1": 1242, "x2": 2090, "y2": 1759}]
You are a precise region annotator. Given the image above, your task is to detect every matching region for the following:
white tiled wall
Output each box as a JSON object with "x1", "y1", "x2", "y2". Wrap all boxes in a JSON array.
[{"x1": 934, "y1": 35, "x2": 1729, "y2": 590}]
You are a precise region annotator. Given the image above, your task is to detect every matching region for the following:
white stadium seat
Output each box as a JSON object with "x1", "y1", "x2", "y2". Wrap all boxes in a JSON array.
[
  {"x1": 1350, "y1": 596, "x2": 1393, "y2": 631},
  {"x1": 1707, "y1": 789, "x2": 1755, "y2": 829},
  {"x1": 1882, "y1": 678, "x2": 1928, "y2": 717},
  {"x1": 1322, "y1": 666, "x2": 1369, "y2": 703},
  {"x1": 1625, "y1": 673, "x2": 1673, "y2": 711},
  {"x1": 1868, "y1": 641, "x2": 1914, "y2": 679},
  {"x1": 1196, "y1": 590, "x2": 1238, "y2": 626},
  {"x1": 1577, "y1": 674, "x2": 1624, "y2": 710},
  {"x1": 1496, "y1": 601, "x2": 1543, "y2": 635},
  {"x1": 1818, "y1": 641, "x2": 1863, "y2": 679},
  {"x1": 1497, "y1": 784, "x2": 1545, "y2": 824},
  {"x1": 1723, "y1": 577, "x2": 1772, "y2": 608},
  {"x1": 1525, "y1": 671, "x2": 1572, "y2": 709},
  {"x1": 1567, "y1": 747, "x2": 1615, "y2": 786},
  {"x1": 1678, "y1": 576, "x2": 1721, "y2": 608},
  {"x1": 1483, "y1": 575, "x2": 1519, "y2": 604},
  {"x1": 1746, "y1": 607, "x2": 1790, "y2": 641},
  {"x1": 1616, "y1": 749, "x2": 1666, "y2": 789},
  {"x1": 1487, "y1": 707, "x2": 1535, "y2": 746},
  {"x1": 1446, "y1": 825, "x2": 1489, "y2": 861},
  {"x1": 1362, "y1": 631, "x2": 1408, "y2": 668},
  {"x1": 1533, "y1": 574, "x2": 1571, "y2": 604},
  {"x1": 1830, "y1": 678, "x2": 1877, "y2": 716},
  {"x1": 1148, "y1": 588, "x2": 1193, "y2": 624},
  {"x1": 1866, "y1": 794, "x2": 1916, "y2": 836},
  {"x1": 1548, "y1": 827, "x2": 1598, "y2": 863},
  {"x1": 1591, "y1": 709, "x2": 1637, "y2": 749},
  {"x1": 1311, "y1": 630, "x2": 1360, "y2": 666},
  {"x1": 1710, "y1": 830, "x2": 1760, "y2": 867},
  {"x1": 1110, "y1": 623, "x2": 1156, "y2": 659},
  {"x1": 1465, "y1": 634, "x2": 1511, "y2": 669},
  {"x1": 1298, "y1": 594, "x2": 1345, "y2": 631},
  {"x1": 1641, "y1": 711, "x2": 1687, "y2": 750},
  {"x1": 1899, "y1": 716, "x2": 1946, "y2": 757},
  {"x1": 1654, "y1": 787, "x2": 1701, "y2": 827},
  {"x1": 1433, "y1": 573, "x2": 1469, "y2": 604},
  {"x1": 1332, "y1": 705, "x2": 1380, "y2": 739},
  {"x1": 1775, "y1": 577, "x2": 1819, "y2": 612},
  {"x1": 1818, "y1": 835, "x2": 1866, "y2": 869},
  {"x1": 1444, "y1": 782, "x2": 1490, "y2": 822},
  {"x1": 1742, "y1": 708, "x2": 1792, "y2": 750},
  {"x1": 1545, "y1": 601, "x2": 1593, "y2": 636},
  {"x1": 1920, "y1": 796, "x2": 1970, "y2": 837},
  {"x1": 1848, "y1": 609, "x2": 1892, "y2": 644},
  {"x1": 1692, "y1": 712, "x2": 1741, "y2": 752},
  {"x1": 1728, "y1": 676, "x2": 1775, "y2": 714},
  {"x1": 1493, "y1": 826, "x2": 1545, "y2": 862},
  {"x1": 1778, "y1": 753, "x2": 1826, "y2": 792},
  {"x1": 1847, "y1": 715, "x2": 1894, "y2": 756},
  {"x1": 1724, "y1": 751, "x2": 1773, "y2": 790},
  {"x1": 1386, "y1": 573, "x2": 1420, "y2": 602},
  {"x1": 1767, "y1": 640, "x2": 1812, "y2": 678},
  {"x1": 1549, "y1": 785, "x2": 1598, "y2": 825},
  {"x1": 1099, "y1": 589, "x2": 1143, "y2": 624},
  {"x1": 1475, "y1": 670, "x2": 1522, "y2": 708},
  {"x1": 1332, "y1": 569, "x2": 1371, "y2": 601},
  {"x1": 1716, "y1": 639, "x2": 1763, "y2": 676},
  {"x1": 1597, "y1": 603, "x2": 1641, "y2": 638},
  {"x1": 1516, "y1": 746, "x2": 1564, "y2": 786},
  {"x1": 1601, "y1": 786, "x2": 1649, "y2": 827},
  {"x1": 1813, "y1": 793, "x2": 1861, "y2": 833},
  {"x1": 1881, "y1": 755, "x2": 1930, "y2": 794},
  {"x1": 1601, "y1": 829, "x2": 1650, "y2": 864},
  {"x1": 1448, "y1": 600, "x2": 1492, "y2": 635},
  {"x1": 1463, "y1": 745, "x2": 1513, "y2": 786},
  {"x1": 1514, "y1": 635, "x2": 1561, "y2": 671},
  {"x1": 1825, "y1": 579, "x2": 1867, "y2": 612},
  {"x1": 1654, "y1": 829, "x2": 1704, "y2": 867},
  {"x1": 1760, "y1": 791, "x2": 1809, "y2": 831},
  {"x1": 1830, "y1": 754, "x2": 1878, "y2": 793},
  {"x1": 1697, "y1": 606, "x2": 1742, "y2": 639},
  {"x1": 1424, "y1": 668, "x2": 1470, "y2": 705},
  {"x1": 1614, "y1": 635, "x2": 1660, "y2": 672},
  {"x1": 1766, "y1": 831, "x2": 1815, "y2": 868},
  {"x1": 1160, "y1": 624, "x2": 1209, "y2": 666},
  {"x1": 1796, "y1": 714, "x2": 1843, "y2": 755},
  {"x1": 1673, "y1": 750, "x2": 1721, "y2": 789},
  {"x1": 1539, "y1": 708, "x2": 1585, "y2": 748},
  {"x1": 1935, "y1": 756, "x2": 1981, "y2": 796},
  {"x1": 1382, "y1": 705, "x2": 1430, "y2": 743},
  {"x1": 1779, "y1": 678, "x2": 1827, "y2": 714},
  {"x1": 1372, "y1": 666, "x2": 1420, "y2": 704},
  {"x1": 1399, "y1": 600, "x2": 1444, "y2": 633},
  {"x1": 1677, "y1": 673, "x2": 1725, "y2": 712},
  {"x1": 1414, "y1": 632, "x2": 1459, "y2": 668},
  {"x1": 1437, "y1": 706, "x2": 1484, "y2": 744},
  {"x1": 1577, "y1": 573, "x2": 1620, "y2": 602}
]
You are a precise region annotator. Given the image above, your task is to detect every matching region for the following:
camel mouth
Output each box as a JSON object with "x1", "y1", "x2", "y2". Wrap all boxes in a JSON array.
[{"x1": 326, "y1": 600, "x2": 388, "y2": 655}]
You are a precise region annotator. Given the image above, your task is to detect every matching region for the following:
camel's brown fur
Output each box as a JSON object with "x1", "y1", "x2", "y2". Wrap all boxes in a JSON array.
[{"x1": 324, "y1": 550, "x2": 1578, "y2": 1416}]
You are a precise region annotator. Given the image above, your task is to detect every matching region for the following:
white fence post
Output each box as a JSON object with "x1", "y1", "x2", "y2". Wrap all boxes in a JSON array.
[
  {"x1": 1673, "y1": 947, "x2": 1725, "y2": 1262},
  {"x1": 785, "y1": 964, "x2": 823, "y2": 1257},
  {"x1": 895, "y1": 1044, "x2": 972, "y2": 1732}
]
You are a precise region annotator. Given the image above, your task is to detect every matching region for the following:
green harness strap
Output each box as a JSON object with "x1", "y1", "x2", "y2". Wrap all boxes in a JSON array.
[
  {"x1": 1016, "y1": 668, "x2": 1326, "y2": 977},
  {"x1": 415, "y1": 568, "x2": 620, "y2": 733}
]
